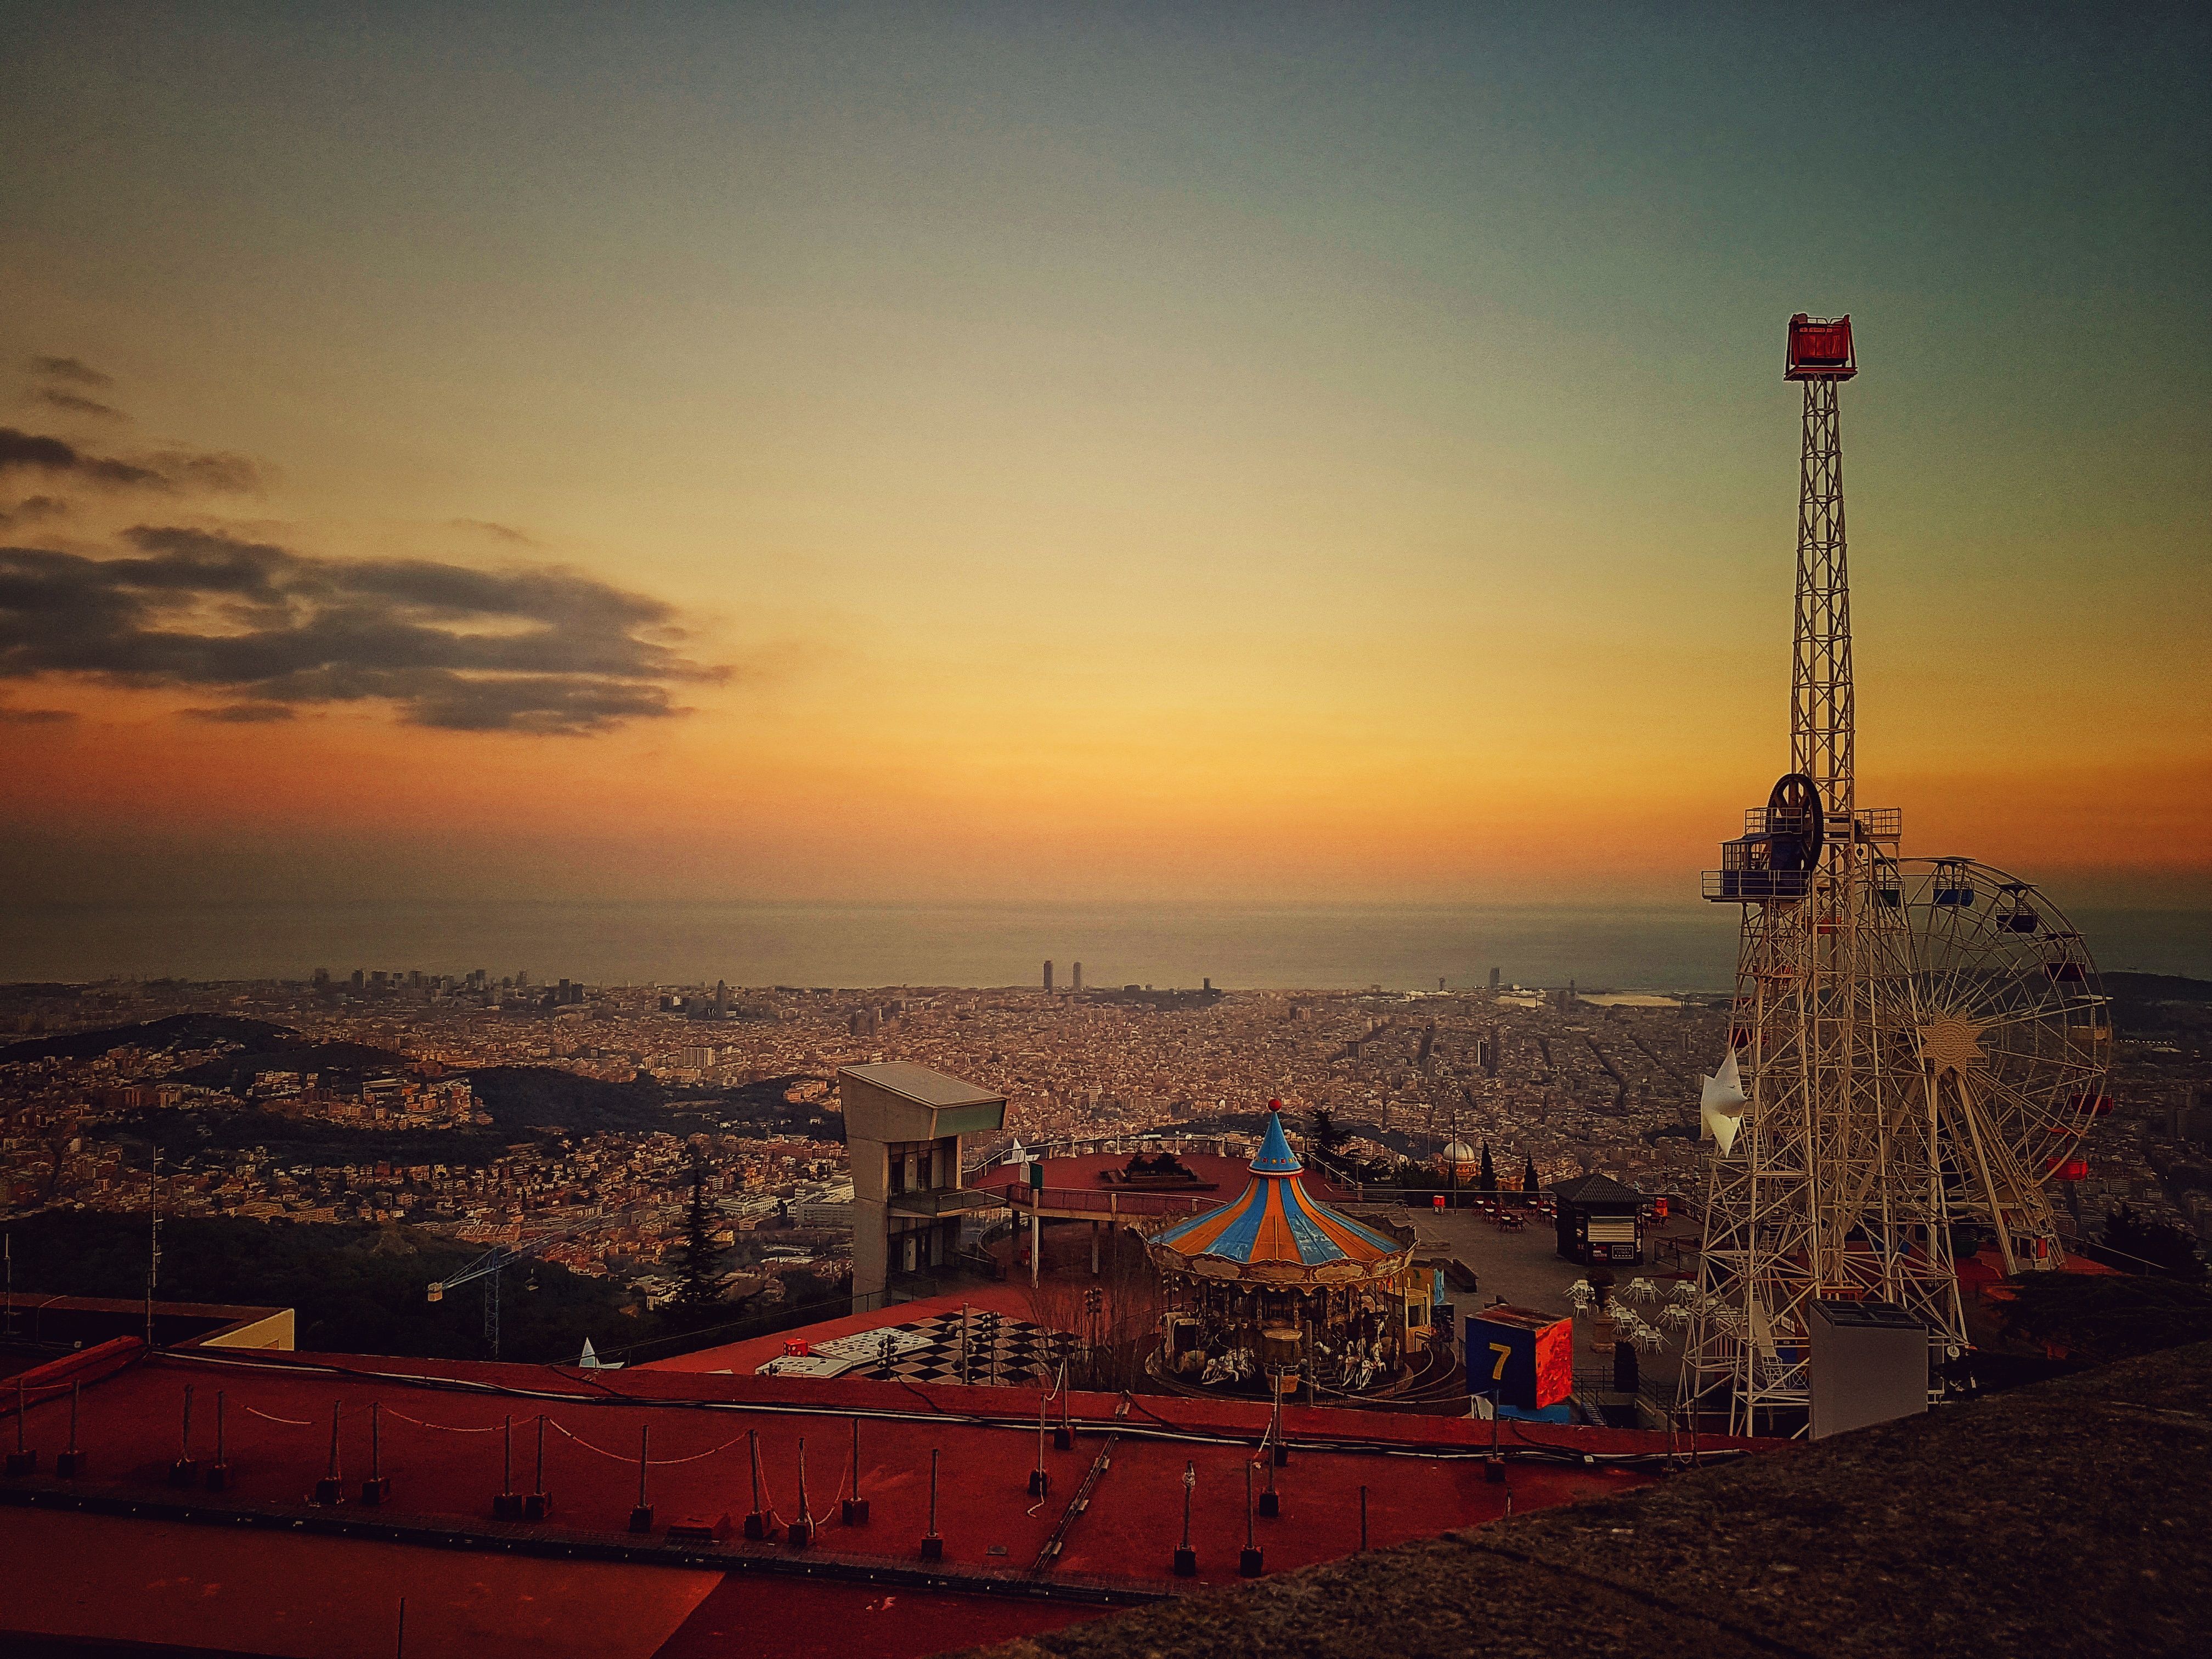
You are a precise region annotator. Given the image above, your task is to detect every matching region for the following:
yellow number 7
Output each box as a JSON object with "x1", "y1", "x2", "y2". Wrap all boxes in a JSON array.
[{"x1": 1490, "y1": 1342, "x2": 1511, "y2": 1381}]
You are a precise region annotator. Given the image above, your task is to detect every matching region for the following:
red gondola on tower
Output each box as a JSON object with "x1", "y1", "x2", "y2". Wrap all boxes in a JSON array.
[{"x1": 1786, "y1": 314, "x2": 1857, "y2": 380}]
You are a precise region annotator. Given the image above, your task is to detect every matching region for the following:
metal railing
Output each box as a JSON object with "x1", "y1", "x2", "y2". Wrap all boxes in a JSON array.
[
  {"x1": 1703, "y1": 868, "x2": 1812, "y2": 902},
  {"x1": 986, "y1": 1181, "x2": 1220, "y2": 1220}
]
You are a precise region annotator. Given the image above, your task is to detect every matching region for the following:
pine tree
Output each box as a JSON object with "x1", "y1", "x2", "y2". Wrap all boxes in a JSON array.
[
  {"x1": 1309, "y1": 1108, "x2": 1352, "y2": 1160},
  {"x1": 675, "y1": 1154, "x2": 723, "y2": 1308},
  {"x1": 1521, "y1": 1152, "x2": 1540, "y2": 1194},
  {"x1": 1478, "y1": 1142, "x2": 1497, "y2": 1192}
]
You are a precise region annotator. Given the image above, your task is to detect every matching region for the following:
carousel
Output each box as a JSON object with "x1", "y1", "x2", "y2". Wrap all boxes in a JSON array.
[{"x1": 1145, "y1": 1109, "x2": 1436, "y2": 1400}]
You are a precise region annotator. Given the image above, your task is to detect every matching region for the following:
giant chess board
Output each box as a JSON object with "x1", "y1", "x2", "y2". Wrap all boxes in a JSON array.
[{"x1": 755, "y1": 1308, "x2": 1078, "y2": 1386}]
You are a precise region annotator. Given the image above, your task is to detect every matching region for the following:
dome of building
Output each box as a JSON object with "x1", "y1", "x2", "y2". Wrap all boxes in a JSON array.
[{"x1": 1441, "y1": 1140, "x2": 1478, "y2": 1166}]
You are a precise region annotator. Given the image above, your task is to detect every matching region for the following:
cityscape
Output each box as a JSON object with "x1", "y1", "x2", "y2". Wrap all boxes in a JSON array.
[
  {"x1": 8, "y1": 961, "x2": 2207, "y2": 1324},
  {"x1": 1, "y1": 7, "x2": 2205, "y2": 1659}
]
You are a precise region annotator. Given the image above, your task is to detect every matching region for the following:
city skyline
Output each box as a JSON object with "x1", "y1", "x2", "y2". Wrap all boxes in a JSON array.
[{"x1": 3, "y1": 6, "x2": 2206, "y2": 917}]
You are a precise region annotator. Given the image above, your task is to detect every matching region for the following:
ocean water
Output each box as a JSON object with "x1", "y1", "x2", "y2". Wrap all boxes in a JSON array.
[{"x1": 0, "y1": 901, "x2": 2202, "y2": 992}]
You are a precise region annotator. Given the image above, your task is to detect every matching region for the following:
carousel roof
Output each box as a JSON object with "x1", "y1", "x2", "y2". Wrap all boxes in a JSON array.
[{"x1": 1150, "y1": 1111, "x2": 1402, "y2": 1272}]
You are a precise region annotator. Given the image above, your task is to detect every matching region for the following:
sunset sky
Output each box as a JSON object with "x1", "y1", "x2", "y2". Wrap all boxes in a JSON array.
[{"x1": 3, "y1": 4, "x2": 2206, "y2": 913}]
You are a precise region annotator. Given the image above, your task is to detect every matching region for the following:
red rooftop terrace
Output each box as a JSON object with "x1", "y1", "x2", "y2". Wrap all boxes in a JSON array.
[{"x1": 0, "y1": 1327, "x2": 1767, "y2": 1659}]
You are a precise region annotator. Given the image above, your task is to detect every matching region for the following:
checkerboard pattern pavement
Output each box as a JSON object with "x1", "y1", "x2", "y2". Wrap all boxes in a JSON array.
[{"x1": 855, "y1": 1310, "x2": 1081, "y2": 1387}]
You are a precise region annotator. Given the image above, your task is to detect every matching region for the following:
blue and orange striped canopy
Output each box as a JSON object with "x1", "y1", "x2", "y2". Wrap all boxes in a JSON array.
[{"x1": 1152, "y1": 1112, "x2": 1401, "y2": 1270}]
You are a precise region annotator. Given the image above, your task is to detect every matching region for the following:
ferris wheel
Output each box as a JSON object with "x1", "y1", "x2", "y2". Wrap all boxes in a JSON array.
[{"x1": 1894, "y1": 857, "x2": 2113, "y2": 1272}]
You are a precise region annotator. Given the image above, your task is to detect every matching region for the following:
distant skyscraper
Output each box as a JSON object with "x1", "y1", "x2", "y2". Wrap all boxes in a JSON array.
[
  {"x1": 1072, "y1": 962, "x2": 1082, "y2": 992},
  {"x1": 1043, "y1": 960, "x2": 1054, "y2": 992},
  {"x1": 1489, "y1": 967, "x2": 1500, "y2": 992}
]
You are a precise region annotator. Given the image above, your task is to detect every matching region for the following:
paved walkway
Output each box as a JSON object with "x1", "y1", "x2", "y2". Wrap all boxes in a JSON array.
[{"x1": 1398, "y1": 1203, "x2": 1705, "y2": 1391}]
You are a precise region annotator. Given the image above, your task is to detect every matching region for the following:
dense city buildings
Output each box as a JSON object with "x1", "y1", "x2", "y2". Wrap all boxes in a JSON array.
[{"x1": 6, "y1": 968, "x2": 2205, "y2": 1328}]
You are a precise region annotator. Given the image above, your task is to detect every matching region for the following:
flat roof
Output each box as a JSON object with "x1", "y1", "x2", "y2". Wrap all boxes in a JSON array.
[
  {"x1": 0, "y1": 1338, "x2": 1765, "y2": 1658},
  {"x1": 837, "y1": 1062, "x2": 1005, "y2": 1108}
]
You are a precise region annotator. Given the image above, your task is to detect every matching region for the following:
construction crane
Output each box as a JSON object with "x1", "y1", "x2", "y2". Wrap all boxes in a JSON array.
[{"x1": 428, "y1": 1173, "x2": 703, "y2": 1359}]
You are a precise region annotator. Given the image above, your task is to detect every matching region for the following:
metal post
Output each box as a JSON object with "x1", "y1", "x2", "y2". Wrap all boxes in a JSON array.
[
  {"x1": 315, "y1": 1401, "x2": 343, "y2": 1504},
  {"x1": 843, "y1": 1416, "x2": 869, "y2": 1524},
  {"x1": 522, "y1": 1412, "x2": 549, "y2": 1519},
  {"x1": 494, "y1": 1413, "x2": 517, "y2": 1517},
  {"x1": 744, "y1": 1429, "x2": 768, "y2": 1538},
  {"x1": 1029, "y1": 1391, "x2": 1049, "y2": 1497},
  {"x1": 921, "y1": 1446, "x2": 942, "y2": 1559},
  {"x1": 789, "y1": 1436, "x2": 812, "y2": 1548},
  {"x1": 364, "y1": 1400, "x2": 387, "y2": 1503},
  {"x1": 630, "y1": 1424, "x2": 653, "y2": 1533},
  {"x1": 207, "y1": 1389, "x2": 227, "y2": 1489},
  {"x1": 167, "y1": 1384, "x2": 196, "y2": 1485},
  {"x1": 1265, "y1": 1407, "x2": 1283, "y2": 1522},
  {"x1": 1173, "y1": 1460, "x2": 1196, "y2": 1576},
  {"x1": 1359, "y1": 1485, "x2": 1368, "y2": 1550},
  {"x1": 1240, "y1": 1460, "x2": 1262, "y2": 1576}
]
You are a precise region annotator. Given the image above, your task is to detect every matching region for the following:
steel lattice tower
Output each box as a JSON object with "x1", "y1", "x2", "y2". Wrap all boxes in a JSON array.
[{"x1": 1681, "y1": 317, "x2": 1964, "y2": 1437}]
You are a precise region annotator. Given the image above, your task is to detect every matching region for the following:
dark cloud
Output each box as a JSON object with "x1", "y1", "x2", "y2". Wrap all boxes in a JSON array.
[
  {"x1": 0, "y1": 427, "x2": 165, "y2": 488},
  {"x1": 0, "y1": 496, "x2": 70, "y2": 530},
  {"x1": 0, "y1": 704, "x2": 77, "y2": 723},
  {"x1": 0, "y1": 526, "x2": 725, "y2": 735},
  {"x1": 36, "y1": 388, "x2": 128, "y2": 421},
  {"x1": 29, "y1": 356, "x2": 112, "y2": 389},
  {"x1": 0, "y1": 428, "x2": 261, "y2": 495},
  {"x1": 182, "y1": 703, "x2": 296, "y2": 724},
  {"x1": 452, "y1": 518, "x2": 536, "y2": 546}
]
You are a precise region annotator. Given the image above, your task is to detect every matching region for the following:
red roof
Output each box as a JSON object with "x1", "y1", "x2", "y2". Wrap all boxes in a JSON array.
[{"x1": 0, "y1": 1340, "x2": 1768, "y2": 1658}]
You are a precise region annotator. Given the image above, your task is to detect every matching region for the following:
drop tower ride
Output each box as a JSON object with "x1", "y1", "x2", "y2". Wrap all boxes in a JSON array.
[{"x1": 1680, "y1": 317, "x2": 1963, "y2": 1436}]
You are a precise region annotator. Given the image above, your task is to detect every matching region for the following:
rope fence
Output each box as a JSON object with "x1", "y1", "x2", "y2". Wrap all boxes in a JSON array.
[{"x1": 545, "y1": 1418, "x2": 754, "y2": 1468}]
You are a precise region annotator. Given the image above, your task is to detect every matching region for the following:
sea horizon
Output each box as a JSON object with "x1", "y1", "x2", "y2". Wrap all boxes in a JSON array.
[{"x1": 2, "y1": 898, "x2": 2203, "y2": 994}]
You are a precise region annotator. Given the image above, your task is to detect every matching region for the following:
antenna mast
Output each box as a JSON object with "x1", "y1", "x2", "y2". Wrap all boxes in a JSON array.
[{"x1": 146, "y1": 1149, "x2": 161, "y2": 1349}]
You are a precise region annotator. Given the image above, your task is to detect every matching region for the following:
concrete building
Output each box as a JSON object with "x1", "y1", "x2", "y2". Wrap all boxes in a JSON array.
[{"x1": 838, "y1": 1062, "x2": 1008, "y2": 1312}]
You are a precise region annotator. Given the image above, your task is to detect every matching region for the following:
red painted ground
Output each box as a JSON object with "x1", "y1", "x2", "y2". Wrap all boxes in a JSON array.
[{"x1": 0, "y1": 1506, "x2": 720, "y2": 1659}]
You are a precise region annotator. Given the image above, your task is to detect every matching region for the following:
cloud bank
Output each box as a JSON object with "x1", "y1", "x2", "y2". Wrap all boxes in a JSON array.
[{"x1": 0, "y1": 527, "x2": 726, "y2": 734}]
